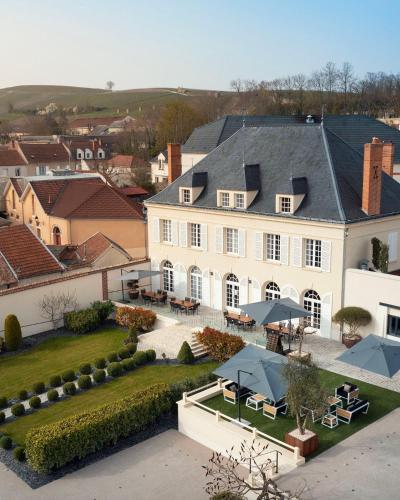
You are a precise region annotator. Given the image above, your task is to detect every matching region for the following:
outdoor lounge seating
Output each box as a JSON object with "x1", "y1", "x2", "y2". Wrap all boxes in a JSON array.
[
  {"x1": 223, "y1": 382, "x2": 252, "y2": 404},
  {"x1": 336, "y1": 398, "x2": 370, "y2": 424},
  {"x1": 335, "y1": 382, "x2": 359, "y2": 404},
  {"x1": 262, "y1": 399, "x2": 288, "y2": 420}
]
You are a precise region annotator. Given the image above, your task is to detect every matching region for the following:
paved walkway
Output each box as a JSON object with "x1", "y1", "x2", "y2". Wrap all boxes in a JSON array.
[{"x1": 277, "y1": 408, "x2": 400, "y2": 499}]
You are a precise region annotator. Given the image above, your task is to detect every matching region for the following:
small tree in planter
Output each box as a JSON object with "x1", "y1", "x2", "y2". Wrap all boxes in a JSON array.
[
  {"x1": 371, "y1": 237, "x2": 382, "y2": 270},
  {"x1": 379, "y1": 243, "x2": 389, "y2": 273},
  {"x1": 332, "y1": 306, "x2": 371, "y2": 348}
]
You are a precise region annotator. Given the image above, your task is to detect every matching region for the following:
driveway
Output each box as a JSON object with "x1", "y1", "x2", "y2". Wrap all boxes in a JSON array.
[
  {"x1": 277, "y1": 408, "x2": 400, "y2": 499},
  {"x1": 0, "y1": 430, "x2": 212, "y2": 500}
]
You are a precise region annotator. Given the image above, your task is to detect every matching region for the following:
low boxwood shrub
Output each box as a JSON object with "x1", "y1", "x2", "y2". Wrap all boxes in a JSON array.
[
  {"x1": 107, "y1": 362, "x2": 123, "y2": 377},
  {"x1": 131, "y1": 351, "x2": 147, "y2": 367},
  {"x1": 79, "y1": 363, "x2": 92, "y2": 375},
  {"x1": 93, "y1": 369, "x2": 106, "y2": 383},
  {"x1": 13, "y1": 446, "x2": 26, "y2": 462},
  {"x1": 18, "y1": 389, "x2": 29, "y2": 401},
  {"x1": 91, "y1": 300, "x2": 115, "y2": 323},
  {"x1": 121, "y1": 358, "x2": 135, "y2": 371},
  {"x1": 61, "y1": 369, "x2": 76, "y2": 383},
  {"x1": 118, "y1": 347, "x2": 130, "y2": 360},
  {"x1": 77, "y1": 375, "x2": 92, "y2": 390},
  {"x1": 25, "y1": 384, "x2": 172, "y2": 473},
  {"x1": 63, "y1": 382, "x2": 76, "y2": 396},
  {"x1": 29, "y1": 396, "x2": 41, "y2": 409},
  {"x1": 94, "y1": 357, "x2": 107, "y2": 369},
  {"x1": 177, "y1": 341, "x2": 195, "y2": 364},
  {"x1": 0, "y1": 411, "x2": 5, "y2": 424},
  {"x1": 64, "y1": 308, "x2": 100, "y2": 335},
  {"x1": 32, "y1": 382, "x2": 46, "y2": 395},
  {"x1": 47, "y1": 389, "x2": 59, "y2": 402},
  {"x1": 125, "y1": 342, "x2": 137, "y2": 355},
  {"x1": 107, "y1": 351, "x2": 118, "y2": 363},
  {"x1": 145, "y1": 349, "x2": 156, "y2": 362},
  {"x1": 11, "y1": 403, "x2": 25, "y2": 417},
  {"x1": 0, "y1": 396, "x2": 8, "y2": 409},
  {"x1": 0, "y1": 436, "x2": 12, "y2": 450},
  {"x1": 49, "y1": 375, "x2": 62, "y2": 388}
]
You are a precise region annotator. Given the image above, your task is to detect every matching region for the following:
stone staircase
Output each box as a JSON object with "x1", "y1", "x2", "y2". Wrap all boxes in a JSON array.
[{"x1": 189, "y1": 331, "x2": 208, "y2": 359}]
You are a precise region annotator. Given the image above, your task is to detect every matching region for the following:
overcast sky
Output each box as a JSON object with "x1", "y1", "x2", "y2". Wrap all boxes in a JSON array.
[{"x1": 1, "y1": 0, "x2": 399, "y2": 90}]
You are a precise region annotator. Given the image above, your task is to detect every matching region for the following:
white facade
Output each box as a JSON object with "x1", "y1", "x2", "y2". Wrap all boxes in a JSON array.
[
  {"x1": 181, "y1": 153, "x2": 207, "y2": 174},
  {"x1": 151, "y1": 152, "x2": 168, "y2": 183}
]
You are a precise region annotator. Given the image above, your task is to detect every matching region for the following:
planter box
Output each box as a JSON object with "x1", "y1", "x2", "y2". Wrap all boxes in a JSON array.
[
  {"x1": 287, "y1": 350, "x2": 311, "y2": 363},
  {"x1": 342, "y1": 335, "x2": 362, "y2": 349},
  {"x1": 285, "y1": 429, "x2": 318, "y2": 457}
]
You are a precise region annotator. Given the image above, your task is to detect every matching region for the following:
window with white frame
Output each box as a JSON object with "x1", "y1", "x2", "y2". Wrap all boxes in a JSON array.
[
  {"x1": 234, "y1": 193, "x2": 245, "y2": 209},
  {"x1": 38, "y1": 165, "x2": 47, "y2": 175},
  {"x1": 15, "y1": 168, "x2": 21, "y2": 177},
  {"x1": 265, "y1": 282, "x2": 280, "y2": 301},
  {"x1": 303, "y1": 289, "x2": 321, "y2": 328},
  {"x1": 162, "y1": 219, "x2": 172, "y2": 243},
  {"x1": 158, "y1": 159, "x2": 164, "y2": 170},
  {"x1": 163, "y1": 261, "x2": 174, "y2": 292},
  {"x1": 220, "y1": 192, "x2": 230, "y2": 207},
  {"x1": 266, "y1": 233, "x2": 281, "y2": 261},
  {"x1": 279, "y1": 196, "x2": 292, "y2": 213},
  {"x1": 226, "y1": 273, "x2": 239, "y2": 308},
  {"x1": 190, "y1": 266, "x2": 202, "y2": 300},
  {"x1": 305, "y1": 239, "x2": 322, "y2": 268},
  {"x1": 190, "y1": 223, "x2": 201, "y2": 248},
  {"x1": 182, "y1": 188, "x2": 191, "y2": 204},
  {"x1": 226, "y1": 228, "x2": 239, "y2": 254}
]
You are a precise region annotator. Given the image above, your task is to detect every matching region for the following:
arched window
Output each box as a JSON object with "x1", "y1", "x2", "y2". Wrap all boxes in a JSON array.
[
  {"x1": 52, "y1": 226, "x2": 61, "y2": 245},
  {"x1": 265, "y1": 282, "x2": 280, "y2": 301},
  {"x1": 303, "y1": 290, "x2": 321, "y2": 329},
  {"x1": 225, "y1": 273, "x2": 239, "y2": 308},
  {"x1": 190, "y1": 266, "x2": 202, "y2": 300},
  {"x1": 163, "y1": 261, "x2": 174, "y2": 292}
]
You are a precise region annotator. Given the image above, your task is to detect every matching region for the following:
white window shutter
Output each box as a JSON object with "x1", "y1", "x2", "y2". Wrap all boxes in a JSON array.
[
  {"x1": 239, "y1": 276, "x2": 248, "y2": 307},
  {"x1": 213, "y1": 271, "x2": 222, "y2": 310},
  {"x1": 252, "y1": 279, "x2": 261, "y2": 302},
  {"x1": 254, "y1": 232, "x2": 263, "y2": 261},
  {"x1": 238, "y1": 229, "x2": 246, "y2": 258},
  {"x1": 173, "y1": 263, "x2": 187, "y2": 299},
  {"x1": 150, "y1": 261, "x2": 160, "y2": 290},
  {"x1": 320, "y1": 292, "x2": 332, "y2": 338},
  {"x1": 172, "y1": 220, "x2": 179, "y2": 246},
  {"x1": 202, "y1": 268, "x2": 210, "y2": 306},
  {"x1": 321, "y1": 240, "x2": 331, "y2": 272},
  {"x1": 179, "y1": 222, "x2": 188, "y2": 247},
  {"x1": 152, "y1": 217, "x2": 160, "y2": 243},
  {"x1": 281, "y1": 285, "x2": 299, "y2": 303},
  {"x1": 388, "y1": 232, "x2": 398, "y2": 263},
  {"x1": 215, "y1": 226, "x2": 223, "y2": 254},
  {"x1": 201, "y1": 224, "x2": 208, "y2": 251},
  {"x1": 290, "y1": 236, "x2": 302, "y2": 267},
  {"x1": 280, "y1": 235, "x2": 289, "y2": 265}
]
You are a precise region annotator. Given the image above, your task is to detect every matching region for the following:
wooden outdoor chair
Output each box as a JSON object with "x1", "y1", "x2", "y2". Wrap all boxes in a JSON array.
[{"x1": 262, "y1": 400, "x2": 288, "y2": 420}]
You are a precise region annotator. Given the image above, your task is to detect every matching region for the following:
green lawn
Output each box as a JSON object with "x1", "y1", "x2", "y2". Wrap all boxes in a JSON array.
[
  {"x1": 0, "y1": 362, "x2": 217, "y2": 445},
  {"x1": 0, "y1": 328, "x2": 128, "y2": 399},
  {"x1": 206, "y1": 369, "x2": 400, "y2": 458}
]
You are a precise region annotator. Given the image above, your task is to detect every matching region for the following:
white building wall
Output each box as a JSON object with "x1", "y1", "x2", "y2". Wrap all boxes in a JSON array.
[{"x1": 181, "y1": 153, "x2": 207, "y2": 174}]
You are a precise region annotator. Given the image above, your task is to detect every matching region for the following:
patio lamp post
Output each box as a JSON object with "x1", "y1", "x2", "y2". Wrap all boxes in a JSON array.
[{"x1": 237, "y1": 369, "x2": 253, "y2": 423}]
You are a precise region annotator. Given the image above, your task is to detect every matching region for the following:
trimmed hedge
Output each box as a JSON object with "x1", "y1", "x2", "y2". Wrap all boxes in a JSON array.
[
  {"x1": 177, "y1": 341, "x2": 195, "y2": 364},
  {"x1": 79, "y1": 363, "x2": 92, "y2": 375},
  {"x1": 63, "y1": 382, "x2": 76, "y2": 396},
  {"x1": 47, "y1": 389, "x2": 59, "y2": 402},
  {"x1": 121, "y1": 358, "x2": 135, "y2": 371},
  {"x1": 94, "y1": 357, "x2": 107, "y2": 369},
  {"x1": 0, "y1": 411, "x2": 5, "y2": 424},
  {"x1": 107, "y1": 362, "x2": 123, "y2": 377},
  {"x1": 11, "y1": 403, "x2": 25, "y2": 417},
  {"x1": 18, "y1": 389, "x2": 29, "y2": 401},
  {"x1": 4, "y1": 314, "x2": 22, "y2": 351},
  {"x1": 13, "y1": 446, "x2": 26, "y2": 462},
  {"x1": 0, "y1": 436, "x2": 12, "y2": 450},
  {"x1": 118, "y1": 347, "x2": 130, "y2": 360},
  {"x1": 91, "y1": 300, "x2": 115, "y2": 322},
  {"x1": 107, "y1": 351, "x2": 118, "y2": 363},
  {"x1": 25, "y1": 384, "x2": 171, "y2": 473},
  {"x1": 77, "y1": 375, "x2": 92, "y2": 390},
  {"x1": 0, "y1": 396, "x2": 8, "y2": 409},
  {"x1": 93, "y1": 369, "x2": 106, "y2": 383},
  {"x1": 131, "y1": 351, "x2": 147, "y2": 367},
  {"x1": 32, "y1": 382, "x2": 46, "y2": 395},
  {"x1": 125, "y1": 342, "x2": 137, "y2": 355},
  {"x1": 61, "y1": 370, "x2": 76, "y2": 383},
  {"x1": 127, "y1": 325, "x2": 138, "y2": 343},
  {"x1": 29, "y1": 396, "x2": 41, "y2": 409},
  {"x1": 115, "y1": 306, "x2": 156, "y2": 331},
  {"x1": 49, "y1": 375, "x2": 62, "y2": 388},
  {"x1": 145, "y1": 349, "x2": 156, "y2": 362},
  {"x1": 64, "y1": 308, "x2": 100, "y2": 334}
]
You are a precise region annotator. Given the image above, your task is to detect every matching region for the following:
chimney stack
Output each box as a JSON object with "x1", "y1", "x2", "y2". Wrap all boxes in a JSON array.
[
  {"x1": 167, "y1": 143, "x2": 181, "y2": 184},
  {"x1": 382, "y1": 141, "x2": 395, "y2": 177},
  {"x1": 362, "y1": 137, "x2": 383, "y2": 216}
]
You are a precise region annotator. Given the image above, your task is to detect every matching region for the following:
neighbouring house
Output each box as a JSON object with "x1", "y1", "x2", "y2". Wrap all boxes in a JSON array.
[
  {"x1": 119, "y1": 186, "x2": 150, "y2": 202},
  {"x1": 150, "y1": 150, "x2": 168, "y2": 184},
  {"x1": 61, "y1": 137, "x2": 111, "y2": 170},
  {"x1": 0, "y1": 149, "x2": 31, "y2": 178},
  {"x1": 11, "y1": 141, "x2": 71, "y2": 175},
  {"x1": 145, "y1": 125, "x2": 400, "y2": 341},
  {"x1": 3, "y1": 175, "x2": 146, "y2": 258},
  {"x1": 68, "y1": 116, "x2": 135, "y2": 135},
  {"x1": 105, "y1": 154, "x2": 150, "y2": 187}
]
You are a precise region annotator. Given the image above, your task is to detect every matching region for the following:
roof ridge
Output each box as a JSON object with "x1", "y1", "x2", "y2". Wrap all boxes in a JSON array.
[{"x1": 215, "y1": 116, "x2": 229, "y2": 147}]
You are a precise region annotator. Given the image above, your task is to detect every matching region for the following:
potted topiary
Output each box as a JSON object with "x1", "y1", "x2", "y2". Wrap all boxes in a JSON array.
[{"x1": 332, "y1": 306, "x2": 372, "y2": 348}]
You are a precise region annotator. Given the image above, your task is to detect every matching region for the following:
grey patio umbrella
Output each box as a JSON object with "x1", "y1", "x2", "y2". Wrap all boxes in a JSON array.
[
  {"x1": 337, "y1": 334, "x2": 400, "y2": 378},
  {"x1": 119, "y1": 270, "x2": 161, "y2": 281},
  {"x1": 214, "y1": 344, "x2": 288, "y2": 402},
  {"x1": 239, "y1": 297, "x2": 311, "y2": 325}
]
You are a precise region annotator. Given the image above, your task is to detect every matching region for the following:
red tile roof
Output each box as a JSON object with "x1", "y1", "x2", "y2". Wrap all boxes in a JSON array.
[
  {"x1": 0, "y1": 150, "x2": 26, "y2": 167},
  {"x1": 109, "y1": 155, "x2": 149, "y2": 169},
  {"x1": 10, "y1": 178, "x2": 24, "y2": 197},
  {"x1": 0, "y1": 255, "x2": 18, "y2": 287},
  {"x1": 19, "y1": 143, "x2": 69, "y2": 164},
  {"x1": 0, "y1": 225, "x2": 63, "y2": 280},
  {"x1": 120, "y1": 186, "x2": 149, "y2": 196},
  {"x1": 69, "y1": 117, "x2": 121, "y2": 129},
  {"x1": 76, "y1": 232, "x2": 131, "y2": 263}
]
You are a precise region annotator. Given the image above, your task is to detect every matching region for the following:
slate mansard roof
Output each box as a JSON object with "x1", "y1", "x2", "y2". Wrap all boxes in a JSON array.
[{"x1": 147, "y1": 125, "x2": 400, "y2": 224}]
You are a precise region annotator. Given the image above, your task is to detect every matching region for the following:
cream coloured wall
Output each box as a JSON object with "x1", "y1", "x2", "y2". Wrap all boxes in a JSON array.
[
  {"x1": 4, "y1": 184, "x2": 24, "y2": 223},
  {"x1": 181, "y1": 153, "x2": 207, "y2": 174}
]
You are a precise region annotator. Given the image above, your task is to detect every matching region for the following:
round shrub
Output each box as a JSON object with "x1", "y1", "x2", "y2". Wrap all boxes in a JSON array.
[
  {"x1": 29, "y1": 396, "x2": 41, "y2": 409},
  {"x1": 47, "y1": 389, "x2": 59, "y2": 402},
  {"x1": 77, "y1": 375, "x2": 92, "y2": 390},
  {"x1": 94, "y1": 357, "x2": 107, "y2": 369},
  {"x1": 18, "y1": 389, "x2": 29, "y2": 401},
  {"x1": 177, "y1": 341, "x2": 195, "y2": 364},
  {"x1": 0, "y1": 396, "x2": 7, "y2": 409},
  {"x1": 11, "y1": 403, "x2": 25, "y2": 417},
  {"x1": 61, "y1": 369, "x2": 76, "y2": 383},
  {"x1": 4, "y1": 314, "x2": 22, "y2": 351},
  {"x1": 63, "y1": 382, "x2": 76, "y2": 396},
  {"x1": 122, "y1": 358, "x2": 135, "y2": 371},
  {"x1": 49, "y1": 375, "x2": 62, "y2": 388},
  {"x1": 0, "y1": 436, "x2": 12, "y2": 450},
  {"x1": 32, "y1": 382, "x2": 46, "y2": 395},
  {"x1": 146, "y1": 349, "x2": 156, "y2": 362},
  {"x1": 93, "y1": 369, "x2": 106, "y2": 383},
  {"x1": 131, "y1": 351, "x2": 147, "y2": 367},
  {"x1": 127, "y1": 325, "x2": 138, "y2": 343},
  {"x1": 13, "y1": 446, "x2": 26, "y2": 462},
  {"x1": 107, "y1": 362, "x2": 123, "y2": 377},
  {"x1": 0, "y1": 412, "x2": 5, "y2": 424},
  {"x1": 126, "y1": 342, "x2": 137, "y2": 355},
  {"x1": 79, "y1": 363, "x2": 92, "y2": 375},
  {"x1": 107, "y1": 351, "x2": 118, "y2": 363},
  {"x1": 64, "y1": 308, "x2": 100, "y2": 334},
  {"x1": 118, "y1": 347, "x2": 130, "y2": 360}
]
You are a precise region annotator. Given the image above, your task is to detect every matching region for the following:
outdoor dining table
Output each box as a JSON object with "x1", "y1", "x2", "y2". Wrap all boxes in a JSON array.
[
  {"x1": 173, "y1": 299, "x2": 195, "y2": 312},
  {"x1": 246, "y1": 393, "x2": 266, "y2": 411},
  {"x1": 142, "y1": 291, "x2": 166, "y2": 303},
  {"x1": 227, "y1": 312, "x2": 254, "y2": 325},
  {"x1": 263, "y1": 323, "x2": 291, "y2": 335}
]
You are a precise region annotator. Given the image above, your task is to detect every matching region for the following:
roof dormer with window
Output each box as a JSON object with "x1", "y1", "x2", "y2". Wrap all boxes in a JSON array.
[{"x1": 275, "y1": 177, "x2": 308, "y2": 215}]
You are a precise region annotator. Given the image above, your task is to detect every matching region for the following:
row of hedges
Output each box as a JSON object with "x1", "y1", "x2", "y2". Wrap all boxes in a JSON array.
[
  {"x1": 115, "y1": 306, "x2": 156, "y2": 331},
  {"x1": 196, "y1": 327, "x2": 245, "y2": 362},
  {"x1": 64, "y1": 300, "x2": 114, "y2": 335}
]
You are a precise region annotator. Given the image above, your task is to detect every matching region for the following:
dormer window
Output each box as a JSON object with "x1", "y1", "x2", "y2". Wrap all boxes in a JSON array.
[
  {"x1": 279, "y1": 196, "x2": 292, "y2": 213},
  {"x1": 179, "y1": 187, "x2": 192, "y2": 204},
  {"x1": 220, "y1": 192, "x2": 230, "y2": 207},
  {"x1": 234, "y1": 193, "x2": 244, "y2": 209}
]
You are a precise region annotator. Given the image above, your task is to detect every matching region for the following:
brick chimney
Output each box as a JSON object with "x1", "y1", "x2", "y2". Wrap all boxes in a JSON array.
[
  {"x1": 362, "y1": 137, "x2": 383, "y2": 216},
  {"x1": 167, "y1": 143, "x2": 181, "y2": 184},
  {"x1": 382, "y1": 141, "x2": 395, "y2": 176}
]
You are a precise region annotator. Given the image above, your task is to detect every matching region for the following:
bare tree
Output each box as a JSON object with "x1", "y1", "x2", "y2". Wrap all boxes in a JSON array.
[
  {"x1": 106, "y1": 81, "x2": 115, "y2": 91},
  {"x1": 40, "y1": 291, "x2": 78, "y2": 330},
  {"x1": 203, "y1": 440, "x2": 300, "y2": 499},
  {"x1": 230, "y1": 78, "x2": 243, "y2": 93},
  {"x1": 338, "y1": 62, "x2": 356, "y2": 110}
]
